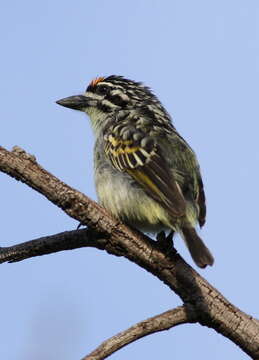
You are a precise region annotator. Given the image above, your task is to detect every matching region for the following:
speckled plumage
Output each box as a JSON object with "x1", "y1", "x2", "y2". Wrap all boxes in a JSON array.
[{"x1": 56, "y1": 75, "x2": 214, "y2": 268}]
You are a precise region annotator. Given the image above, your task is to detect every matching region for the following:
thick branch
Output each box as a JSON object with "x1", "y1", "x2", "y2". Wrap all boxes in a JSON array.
[
  {"x1": 1, "y1": 145, "x2": 259, "y2": 358},
  {"x1": 82, "y1": 305, "x2": 196, "y2": 360}
]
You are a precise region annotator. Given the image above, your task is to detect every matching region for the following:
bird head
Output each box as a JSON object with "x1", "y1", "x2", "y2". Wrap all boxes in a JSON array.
[{"x1": 56, "y1": 75, "x2": 169, "y2": 134}]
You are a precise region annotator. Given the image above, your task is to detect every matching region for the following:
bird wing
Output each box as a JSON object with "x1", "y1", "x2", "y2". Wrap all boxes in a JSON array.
[{"x1": 104, "y1": 122, "x2": 186, "y2": 218}]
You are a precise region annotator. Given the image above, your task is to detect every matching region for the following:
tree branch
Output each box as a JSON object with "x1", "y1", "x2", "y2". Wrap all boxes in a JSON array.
[
  {"x1": 0, "y1": 228, "x2": 108, "y2": 264},
  {"x1": 82, "y1": 305, "x2": 196, "y2": 360},
  {"x1": 1, "y1": 145, "x2": 259, "y2": 359}
]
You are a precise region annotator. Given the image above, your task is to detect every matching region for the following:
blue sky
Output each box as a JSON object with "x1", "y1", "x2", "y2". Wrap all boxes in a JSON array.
[{"x1": 1, "y1": 1, "x2": 258, "y2": 359}]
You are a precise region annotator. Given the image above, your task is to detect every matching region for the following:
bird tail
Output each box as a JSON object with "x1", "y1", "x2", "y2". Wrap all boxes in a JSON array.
[{"x1": 181, "y1": 227, "x2": 214, "y2": 268}]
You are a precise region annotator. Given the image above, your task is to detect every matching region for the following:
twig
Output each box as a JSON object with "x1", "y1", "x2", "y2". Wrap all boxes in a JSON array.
[{"x1": 82, "y1": 305, "x2": 196, "y2": 360}]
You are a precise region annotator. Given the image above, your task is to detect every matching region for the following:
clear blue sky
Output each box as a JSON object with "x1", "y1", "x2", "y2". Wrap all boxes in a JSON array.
[{"x1": 1, "y1": 1, "x2": 258, "y2": 359}]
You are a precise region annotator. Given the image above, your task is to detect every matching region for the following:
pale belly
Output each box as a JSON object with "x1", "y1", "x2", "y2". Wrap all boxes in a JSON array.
[{"x1": 94, "y1": 162, "x2": 172, "y2": 233}]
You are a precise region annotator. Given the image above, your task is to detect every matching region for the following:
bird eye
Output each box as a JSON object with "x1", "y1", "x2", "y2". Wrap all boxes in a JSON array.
[{"x1": 97, "y1": 85, "x2": 109, "y2": 95}]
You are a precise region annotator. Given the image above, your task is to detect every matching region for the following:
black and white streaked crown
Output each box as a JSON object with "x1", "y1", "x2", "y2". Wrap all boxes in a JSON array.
[
  {"x1": 86, "y1": 75, "x2": 153, "y2": 97},
  {"x1": 85, "y1": 75, "x2": 172, "y2": 120}
]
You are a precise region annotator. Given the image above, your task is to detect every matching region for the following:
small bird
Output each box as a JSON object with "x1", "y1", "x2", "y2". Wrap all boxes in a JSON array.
[{"x1": 57, "y1": 75, "x2": 214, "y2": 268}]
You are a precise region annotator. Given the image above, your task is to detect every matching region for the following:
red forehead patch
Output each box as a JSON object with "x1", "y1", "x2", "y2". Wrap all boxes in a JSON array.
[{"x1": 90, "y1": 77, "x2": 105, "y2": 87}]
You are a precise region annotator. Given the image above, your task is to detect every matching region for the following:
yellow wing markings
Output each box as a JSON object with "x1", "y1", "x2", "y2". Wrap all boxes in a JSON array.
[
  {"x1": 104, "y1": 134, "x2": 151, "y2": 170},
  {"x1": 104, "y1": 128, "x2": 186, "y2": 218},
  {"x1": 108, "y1": 134, "x2": 133, "y2": 147},
  {"x1": 127, "y1": 169, "x2": 168, "y2": 202},
  {"x1": 127, "y1": 167, "x2": 186, "y2": 217}
]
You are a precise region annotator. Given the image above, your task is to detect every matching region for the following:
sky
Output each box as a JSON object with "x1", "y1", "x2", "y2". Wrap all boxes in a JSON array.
[{"x1": 0, "y1": 1, "x2": 258, "y2": 359}]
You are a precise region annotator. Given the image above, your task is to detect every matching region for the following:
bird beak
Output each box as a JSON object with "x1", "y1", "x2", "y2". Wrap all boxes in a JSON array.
[{"x1": 56, "y1": 95, "x2": 95, "y2": 111}]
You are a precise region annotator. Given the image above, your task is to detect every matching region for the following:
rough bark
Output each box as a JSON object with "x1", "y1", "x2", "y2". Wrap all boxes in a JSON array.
[
  {"x1": 1, "y1": 145, "x2": 259, "y2": 359},
  {"x1": 82, "y1": 305, "x2": 196, "y2": 360}
]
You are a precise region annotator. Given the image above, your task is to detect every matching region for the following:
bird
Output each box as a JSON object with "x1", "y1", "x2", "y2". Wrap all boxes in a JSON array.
[{"x1": 56, "y1": 75, "x2": 214, "y2": 268}]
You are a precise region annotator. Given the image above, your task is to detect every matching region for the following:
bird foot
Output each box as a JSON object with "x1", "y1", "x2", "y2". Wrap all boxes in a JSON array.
[{"x1": 156, "y1": 230, "x2": 175, "y2": 253}]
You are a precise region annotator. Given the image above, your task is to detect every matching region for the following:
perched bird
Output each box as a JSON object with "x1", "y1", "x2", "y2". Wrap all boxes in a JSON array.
[{"x1": 56, "y1": 75, "x2": 214, "y2": 268}]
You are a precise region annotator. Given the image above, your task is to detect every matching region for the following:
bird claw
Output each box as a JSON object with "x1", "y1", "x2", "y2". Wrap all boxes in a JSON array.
[
  {"x1": 77, "y1": 222, "x2": 84, "y2": 230},
  {"x1": 156, "y1": 230, "x2": 175, "y2": 253}
]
